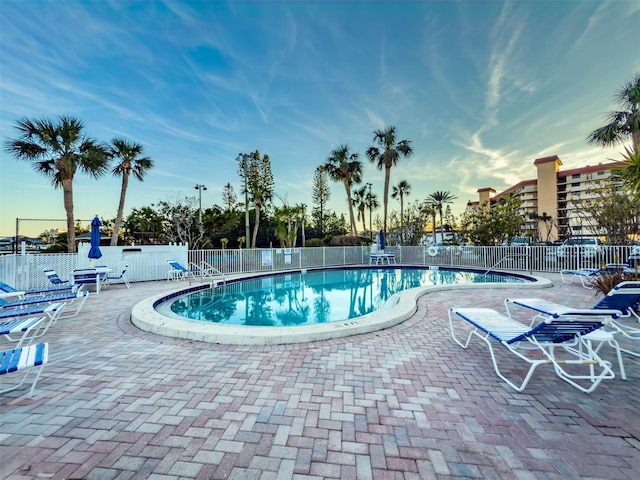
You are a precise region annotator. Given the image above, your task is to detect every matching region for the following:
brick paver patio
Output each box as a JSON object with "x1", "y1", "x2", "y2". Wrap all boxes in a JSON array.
[{"x1": 1, "y1": 273, "x2": 639, "y2": 479}]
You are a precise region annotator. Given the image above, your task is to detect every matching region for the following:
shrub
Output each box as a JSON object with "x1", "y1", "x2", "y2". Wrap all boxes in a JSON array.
[
  {"x1": 587, "y1": 269, "x2": 640, "y2": 295},
  {"x1": 304, "y1": 238, "x2": 324, "y2": 247},
  {"x1": 327, "y1": 235, "x2": 362, "y2": 246}
]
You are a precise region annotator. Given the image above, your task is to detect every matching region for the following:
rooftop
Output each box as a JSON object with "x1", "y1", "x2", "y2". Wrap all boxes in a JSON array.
[{"x1": 1, "y1": 275, "x2": 639, "y2": 478}]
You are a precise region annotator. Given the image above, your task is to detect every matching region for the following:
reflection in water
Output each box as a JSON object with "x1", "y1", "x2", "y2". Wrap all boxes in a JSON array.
[{"x1": 169, "y1": 268, "x2": 525, "y2": 327}]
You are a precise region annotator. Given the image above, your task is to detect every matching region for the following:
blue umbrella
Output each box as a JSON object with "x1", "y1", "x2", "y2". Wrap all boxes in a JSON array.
[
  {"x1": 379, "y1": 229, "x2": 385, "y2": 250},
  {"x1": 88, "y1": 216, "x2": 102, "y2": 262}
]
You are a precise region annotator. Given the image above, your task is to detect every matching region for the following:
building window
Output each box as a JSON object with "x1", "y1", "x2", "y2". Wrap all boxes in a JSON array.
[
  {"x1": 598, "y1": 170, "x2": 605, "y2": 175},
  {"x1": 572, "y1": 174, "x2": 581, "y2": 179},
  {"x1": 572, "y1": 182, "x2": 580, "y2": 187}
]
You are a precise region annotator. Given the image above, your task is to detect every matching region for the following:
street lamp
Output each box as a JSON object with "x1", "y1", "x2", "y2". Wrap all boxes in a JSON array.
[
  {"x1": 195, "y1": 184, "x2": 207, "y2": 223},
  {"x1": 366, "y1": 183, "x2": 373, "y2": 240}
]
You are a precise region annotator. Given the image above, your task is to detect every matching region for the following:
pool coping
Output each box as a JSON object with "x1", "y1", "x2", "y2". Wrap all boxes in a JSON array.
[{"x1": 131, "y1": 268, "x2": 552, "y2": 345}]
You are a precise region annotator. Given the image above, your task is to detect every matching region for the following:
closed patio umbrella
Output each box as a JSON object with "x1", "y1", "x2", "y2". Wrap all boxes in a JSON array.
[
  {"x1": 379, "y1": 229, "x2": 385, "y2": 250},
  {"x1": 88, "y1": 216, "x2": 102, "y2": 264}
]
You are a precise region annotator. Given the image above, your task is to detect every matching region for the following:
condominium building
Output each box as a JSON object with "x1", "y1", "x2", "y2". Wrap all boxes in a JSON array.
[{"x1": 469, "y1": 155, "x2": 625, "y2": 242}]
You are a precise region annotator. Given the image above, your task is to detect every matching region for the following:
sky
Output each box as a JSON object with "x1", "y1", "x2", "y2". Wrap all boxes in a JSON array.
[{"x1": 1, "y1": 0, "x2": 639, "y2": 238}]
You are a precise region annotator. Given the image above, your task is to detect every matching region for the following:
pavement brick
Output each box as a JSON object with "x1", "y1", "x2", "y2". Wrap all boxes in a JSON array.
[{"x1": 1, "y1": 275, "x2": 639, "y2": 479}]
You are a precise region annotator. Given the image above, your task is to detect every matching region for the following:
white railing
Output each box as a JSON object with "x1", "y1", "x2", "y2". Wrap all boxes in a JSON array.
[{"x1": 1, "y1": 244, "x2": 637, "y2": 291}]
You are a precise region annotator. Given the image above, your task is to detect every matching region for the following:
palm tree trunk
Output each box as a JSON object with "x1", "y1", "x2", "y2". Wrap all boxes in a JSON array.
[
  {"x1": 111, "y1": 172, "x2": 130, "y2": 246},
  {"x1": 360, "y1": 206, "x2": 366, "y2": 233},
  {"x1": 344, "y1": 182, "x2": 357, "y2": 235},
  {"x1": 400, "y1": 196, "x2": 404, "y2": 244},
  {"x1": 383, "y1": 166, "x2": 391, "y2": 233},
  {"x1": 252, "y1": 204, "x2": 261, "y2": 248},
  {"x1": 62, "y1": 179, "x2": 76, "y2": 253}
]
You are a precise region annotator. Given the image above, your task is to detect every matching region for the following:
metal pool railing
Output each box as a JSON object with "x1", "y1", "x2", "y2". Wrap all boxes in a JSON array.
[{"x1": 1, "y1": 244, "x2": 637, "y2": 291}]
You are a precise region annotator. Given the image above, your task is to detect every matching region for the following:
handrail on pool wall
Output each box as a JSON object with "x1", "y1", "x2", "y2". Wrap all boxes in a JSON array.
[{"x1": 131, "y1": 267, "x2": 552, "y2": 346}]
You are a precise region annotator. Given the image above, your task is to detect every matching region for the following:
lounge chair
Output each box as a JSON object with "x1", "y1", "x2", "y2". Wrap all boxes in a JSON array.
[
  {"x1": 167, "y1": 260, "x2": 199, "y2": 281},
  {"x1": 1, "y1": 317, "x2": 45, "y2": 348},
  {"x1": 0, "y1": 290, "x2": 88, "y2": 318},
  {"x1": 0, "y1": 343, "x2": 49, "y2": 397},
  {"x1": 104, "y1": 263, "x2": 130, "y2": 288},
  {"x1": 43, "y1": 268, "x2": 71, "y2": 286},
  {"x1": 504, "y1": 281, "x2": 640, "y2": 379},
  {"x1": 560, "y1": 268, "x2": 601, "y2": 288},
  {"x1": 0, "y1": 302, "x2": 66, "y2": 339},
  {"x1": 0, "y1": 280, "x2": 76, "y2": 297},
  {"x1": 449, "y1": 306, "x2": 620, "y2": 393},
  {"x1": 561, "y1": 265, "x2": 638, "y2": 289}
]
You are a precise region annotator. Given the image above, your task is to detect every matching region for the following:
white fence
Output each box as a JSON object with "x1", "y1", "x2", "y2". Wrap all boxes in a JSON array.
[{"x1": 1, "y1": 244, "x2": 637, "y2": 291}]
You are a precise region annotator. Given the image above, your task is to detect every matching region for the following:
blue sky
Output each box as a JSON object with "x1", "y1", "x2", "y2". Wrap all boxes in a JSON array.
[{"x1": 1, "y1": 0, "x2": 639, "y2": 238}]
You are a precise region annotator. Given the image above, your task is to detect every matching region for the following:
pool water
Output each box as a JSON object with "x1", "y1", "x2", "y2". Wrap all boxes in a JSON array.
[{"x1": 161, "y1": 267, "x2": 525, "y2": 327}]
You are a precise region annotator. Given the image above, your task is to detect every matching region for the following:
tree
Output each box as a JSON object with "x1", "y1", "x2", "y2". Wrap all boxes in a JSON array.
[
  {"x1": 239, "y1": 150, "x2": 274, "y2": 247},
  {"x1": 108, "y1": 138, "x2": 153, "y2": 246},
  {"x1": 459, "y1": 194, "x2": 524, "y2": 245},
  {"x1": 428, "y1": 190, "x2": 457, "y2": 234},
  {"x1": 574, "y1": 184, "x2": 640, "y2": 245},
  {"x1": 324, "y1": 145, "x2": 363, "y2": 235},
  {"x1": 4, "y1": 115, "x2": 110, "y2": 253},
  {"x1": 155, "y1": 194, "x2": 210, "y2": 248},
  {"x1": 366, "y1": 126, "x2": 413, "y2": 233},
  {"x1": 391, "y1": 180, "x2": 411, "y2": 243},
  {"x1": 587, "y1": 73, "x2": 640, "y2": 153},
  {"x1": 420, "y1": 202, "x2": 438, "y2": 244},
  {"x1": 312, "y1": 166, "x2": 331, "y2": 236},
  {"x1": 352, "y1": 186, "x2": 368, "y2": 234},
  {"x1": 222, "y1": 183, "x2": 237, "y2": 212},
  {"x1": 365, "y1": 189, "x2": 380, "y2": 236}
]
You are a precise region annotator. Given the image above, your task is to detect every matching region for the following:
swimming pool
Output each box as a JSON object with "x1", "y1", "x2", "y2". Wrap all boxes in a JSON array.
[
  {"x1": 157, "y1": 267, "x2": 526, "y2": 327},
  {"x1": 132, "y1": 266, "x2": 550, "y2": 345}
]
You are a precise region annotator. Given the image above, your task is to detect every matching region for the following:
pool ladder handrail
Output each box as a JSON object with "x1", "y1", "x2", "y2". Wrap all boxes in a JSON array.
[
  {"x1": 483, "y1": 253, "x2": 530, "y2": 277},
  {"x1": 187, "y1": 260, "x2": 226, "y2": 286}
]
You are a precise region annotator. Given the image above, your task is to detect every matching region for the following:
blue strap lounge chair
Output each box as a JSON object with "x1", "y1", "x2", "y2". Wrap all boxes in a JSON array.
[
  {"x1": 167, "y1": 260, "x2": 201, "y2": 281},
  {"x1": 0, "y1": 290, "x2": 88, "y2": 318},
  {"x1": 504, "y1": 281, "x2": 640, "y2": 379},
  {"x1": 0, "y1": 280, "x2": 76, "y2": 297},
  {"x1": 560, "y1": 265, "x2": 637, "y2": 289},
  {"x1": 0, "y1": 343, "x2": 49, "y2": 397},
  {"x1": 43, "y1": 268, "x2": 71, "y2": 286},
  {"x1": 448, "y1": 306, "x2": 620, "y2": 393},
  {"x1": 0, "y1": 302, "x2": 66, "y2": 339},
  {"x1": 1, "y1": 317, "x2": 45, "y2": 348}
]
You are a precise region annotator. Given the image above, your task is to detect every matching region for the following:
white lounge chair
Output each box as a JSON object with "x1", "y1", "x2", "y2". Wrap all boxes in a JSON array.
[
  {"x1": 1, "y1": 317, "x2": 45, "y2": 348},
  {"x1": 449, "y1": 305, "x2": 620, "y2": 393},
  {"x1": 0, "y1": 343, "x2": 49, "y2": 397},
  {"x1": 43, "y1": 268, "x2": 71, "y2": 287},
  {"x1": 0, "y1": 290, "x2": 88, "y2": 318},
  {"x1": 0, "y1": 302, "x2": 66, "y2": 339},
  {"x1": 504, "y1": 281, "x2": 640, "y2": 380}
]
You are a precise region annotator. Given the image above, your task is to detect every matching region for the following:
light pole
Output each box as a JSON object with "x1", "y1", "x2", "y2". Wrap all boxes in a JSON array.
[
  {"x1": 195, "y1": 184, "x2": 207, "y2": 223},
  {"x1": 236, "y1": 154, "x2": 250, "y2": 249},
  {"x1": 366, "y1": 183, "x2": 373, "y2": 240}
]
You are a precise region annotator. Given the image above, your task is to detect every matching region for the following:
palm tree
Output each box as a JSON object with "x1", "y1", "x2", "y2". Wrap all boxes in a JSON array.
[
  {"x1": 365, "y1": 189, "x2": 380, "y2": 237},
  {"x1": 420, "y1": 201, "x2": 438, "y2": 244},
  {"x1": 587, "y1": 73, "x2": 640, "y2": 153},
  {"x1": 614, "y1": 145, "x2": 640, "y2": 196},
  {"x1": 391, "y1": 180, "x2": 411, "y2": 243},
  {"x1": 428, "y1": 190, "x2": 457, "y2": 237},
  {"x1": 324, "y1": 145, "x2": 363, "y2": 235},
  {"x1": 4, "y1": 115, "x2": 109, "y2": 253},
  {"x1": 108, "y1": 138, "x2": 153, "y2": 246},
  {"x1": 366, "y1": 126, "x2": 413, "y2": 234},
  {"x1": 352, "y1": 186, "x2": 368, "y2": 234}
]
